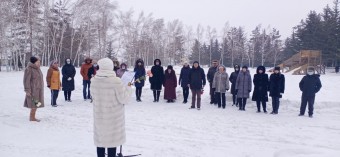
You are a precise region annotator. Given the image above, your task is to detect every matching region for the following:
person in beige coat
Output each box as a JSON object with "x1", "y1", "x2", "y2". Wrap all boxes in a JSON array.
[
  {"x1": 91, "y1": 58, "x2": 132, "y2": 157},
  {"x1": 23, "y1": 56, "x2": 44, "y2": 122},
  {"x1": 212, "y1": 65, "x2": 230, "y2": 109}
]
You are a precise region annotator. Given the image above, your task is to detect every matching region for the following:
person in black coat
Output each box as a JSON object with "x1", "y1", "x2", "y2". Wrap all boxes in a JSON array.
[
  {"x1": 62, "y1": 58, "x2": 76, "y2": 102},
  {"x1": 134, "y1": 59, "x2": 146, "y2": 102},
  {"x1": 88, "y1": 63, "x2": 99, "y2": 80},
  {"x1": 252, "y1": 66, "x2": 269, "y2": 113},
  {"x1": 188, "y1": 61, "x2": 206, "y2": 110},
  {"x1": 179, "y1": 63, "x2": 191, "y2": 104},
  {"x1": 299, "y1": 67, "x2": 322, "y2": 118},
  {"x1": 229, "y1": 64, "x2": 240, "y2": 106},
  {"x1": 269, "y1": 67, "x2": 285, "y2": 114},
  {"x1": 207, "y1": 60, "x2": 219, "y2": 104},
  {"x1": 335, "y1": 66, "x2": 339, "y2": 73},
  {"x1": 149, "y1": 59, "x2": 165, "y2": 102}
]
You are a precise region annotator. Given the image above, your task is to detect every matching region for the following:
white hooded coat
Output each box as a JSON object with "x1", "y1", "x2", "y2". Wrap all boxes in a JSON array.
[{"x1": 91, "y1": 58, "x2": 132, "y2": 147}]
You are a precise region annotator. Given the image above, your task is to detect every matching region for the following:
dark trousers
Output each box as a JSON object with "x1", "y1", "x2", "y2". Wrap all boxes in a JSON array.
[
  {"x1": 191, "y1": 89, "x2": 201, "y2": 108},
  {"x1": 64, "y1": 91, "x2": 72, "y2": 101},
  {"x1": 256, "y1": 100, "x2": 267, "y2": 112},
  {"x1": 300, "y1": 95, "x2": 315, "y2": 116},
  {"x1": 238, "y1": 98, "x2": 247, "y2": 110},
  {"x1": 51, "y1": 90, "x2": 59, "y2": 106},
  {"x1": 215, "y1": 92, "x2": 226, "y2": 108},
  {"x1": 272, "y1": 97, "x2": 280, "y2": 114},
  {"x1": 232, "y1": 94, "x2": 239, "y2": 106},
  {"x1": 209, "y1": 82, "x2": 216, "y2": 103},
  {"x1": 182, "y1": 87, "x2": 190, "y2": 102},
  {"x1": 136, "y1": 87, "x2": 143, "y2": 100},
  {"x1": 83, "y1": 80, "x2": 91, "y2": 99},
  {"x1": 153, "y1": 90, "x2": 161, "y2": 101},
  {"x1": 97, "y1": 147, "x2": 116, "y2": 157}
]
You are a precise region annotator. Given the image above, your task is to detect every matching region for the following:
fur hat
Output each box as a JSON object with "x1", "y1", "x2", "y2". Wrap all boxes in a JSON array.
[{"x1": 97, "y1": 58, "x2": 113, "y2": 71}]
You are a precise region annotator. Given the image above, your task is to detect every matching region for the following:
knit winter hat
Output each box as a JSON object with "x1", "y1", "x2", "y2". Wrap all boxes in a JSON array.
[
  {"x1": 98, "y1": 58, "x2": 113, "y2": 71},
  {"x1": 242, "y1": 66, "x2": 248, "y2": 69},
  {"x1": 30, "y1": 56, "x2": 38, "y2": 64}
]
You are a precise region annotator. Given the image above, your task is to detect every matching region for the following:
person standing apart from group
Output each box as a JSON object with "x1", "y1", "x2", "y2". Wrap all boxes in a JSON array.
[
  {"x1": 252, "y1": 66, "x2": 269, "y2": 113},
  {"x1": 81, "y1": 58, "x2": 93, "y2": 101},
  {"x1": 91, "y1": 58, "x2": 132, "y2": 157},
  {"x1": 163, "y1": 65, "x2": 177, "y2": 103},
  {"x1": 269, "y1": 67, "x2": 285, "y2": 114},
  {"x1": 61, "y1": 58, "x2": 76, "y2": 102},
  {"x1": 299, "y1": 67, "x2": 322, "y2": 118},
  {"x1": 229, "y1": 64, "x2": 240, "y2": 107},
  {"x1": 134, "y1": 59, "x2": 146, "y2": 102},
  {"x1": 235, "y1": 66, "x2": 252, "y2": 111},
  {"x1": 24, "y1": 56, "x2": 44, "y2": 122},
  {"x1": 46, "y1": 60, "x2": 61, "y2": 107},
  {"x1": 212, "y1": 65, "x2": 230, "y2": 109},
  {"x1": 179, "y1": 63, "x2": 191, "y2": 104},
  {"x1": 207, "y1": 60, "x2": 219, "y2": 105},
  {"x1": 149, "y1": 59, "x2": 164, "y2": 102},
  {"x1": 188, "y1": 61, "x2": 206, "y2": 110}
]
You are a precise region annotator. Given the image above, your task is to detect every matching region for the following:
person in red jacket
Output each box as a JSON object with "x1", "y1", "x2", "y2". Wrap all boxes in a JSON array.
[{"x1": 81, "y1": 58, "x2": 93, "y2": 101}]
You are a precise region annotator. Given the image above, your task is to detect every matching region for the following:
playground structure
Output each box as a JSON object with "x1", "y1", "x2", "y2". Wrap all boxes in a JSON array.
[{"x1": 278, "y1": 50, "x2": 325, "y2": 75}]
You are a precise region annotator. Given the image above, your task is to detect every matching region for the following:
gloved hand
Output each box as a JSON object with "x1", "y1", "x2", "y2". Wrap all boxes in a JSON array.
[
  {"x1": 249, "y1": 90, "x2": 251, "y2": 93},
  {"x1": 47, "y1": 85, "x2": 50, "y2": 88},
  {"x1": 67, "y1": 77, "x2": 72, "y2": 81}
]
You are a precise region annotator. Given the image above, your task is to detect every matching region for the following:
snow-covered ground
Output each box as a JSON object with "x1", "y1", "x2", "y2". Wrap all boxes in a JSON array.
[{"x1": 1, "y1": 66, "x2": 340, "y2": 157}]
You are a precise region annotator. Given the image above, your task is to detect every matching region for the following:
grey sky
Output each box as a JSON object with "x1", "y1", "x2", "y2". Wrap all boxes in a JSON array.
[{"x1": 118, "y1": 0, "x2": 334, "y2": 38}]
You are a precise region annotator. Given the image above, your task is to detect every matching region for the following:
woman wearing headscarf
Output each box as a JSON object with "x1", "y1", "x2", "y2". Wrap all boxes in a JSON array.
[{"x1": 62, "y1": 58, "x2": 76, "y2": 102}]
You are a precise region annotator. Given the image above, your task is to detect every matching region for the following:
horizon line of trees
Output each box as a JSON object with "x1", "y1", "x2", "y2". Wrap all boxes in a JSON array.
[{"x1": 0, "y1": 0, "x2": 339, "y2": 71}]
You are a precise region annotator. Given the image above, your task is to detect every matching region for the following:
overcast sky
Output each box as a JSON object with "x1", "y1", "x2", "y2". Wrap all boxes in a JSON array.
[{"x1": 118, "y1": 0, "x2": 334, "y2": 38}]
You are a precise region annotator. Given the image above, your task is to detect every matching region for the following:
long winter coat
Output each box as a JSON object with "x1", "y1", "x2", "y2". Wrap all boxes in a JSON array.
[
  {"x1": 229, "y1": 70, "x2": 240, "y2": 95},
  {"x1": 252, "y1": 66, "x2": 269, "y2": 102},
  {"x1": 269, "y1": 73, "x2": 285, "y2": 98},
  {"x1": 91, "y1": 67, "x2": 132, "y2": 148},
  {"x1": 134, "y1": 60, "x2": 146, "y2": 88},
  {"x1": 134, "y1": 67, "x2": 146, "y2": 88},
  {"x1": 149, "y1": 59, "x2": 164, "y2": 90},
  {"x1": 299, "y1": 74, "x2": 322, "y2": 96},
  {"x1": 23, "y1": 63, "x2": 44, "y2": 108},
  {"x1": 179, "y1": 66, "x2": 191, "y2": 88},
  {"x1": 163, "y1": 69, "x2": 177, "y2": 100},
  {"x1": 207, "y1": 66, "x2": 218, "y2": 83},
  {"x1": 235, "y1": 70, "x2": 252, "y2": 98},
  {"x1": 62, "y1": 59, "x2": 76, "y2": 91},
  {"x1": 188, "y1": 65, "x2": 206, "y2": 90},
  {"x1": 212, "y1": 71, "x2": 230, "y2": 93},
  {"x1": 46, "y1": 66, "x2": 61, "y2": 90}
]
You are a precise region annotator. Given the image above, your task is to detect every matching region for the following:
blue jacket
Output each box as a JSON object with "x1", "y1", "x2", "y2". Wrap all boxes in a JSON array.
[{"x1": 179, "y1": 66, "x2": 191, "y2": 88}]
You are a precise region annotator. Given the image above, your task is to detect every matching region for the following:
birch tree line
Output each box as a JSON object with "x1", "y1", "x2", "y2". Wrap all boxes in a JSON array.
[{"x1": 0, "y1": 0, "x2": 284, "y2": 71}]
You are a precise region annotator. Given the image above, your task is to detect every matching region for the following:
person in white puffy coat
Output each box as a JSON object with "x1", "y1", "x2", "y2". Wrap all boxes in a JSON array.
[{"x1": 91, "y1": 58, "x2": 132, "y2": 157}]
